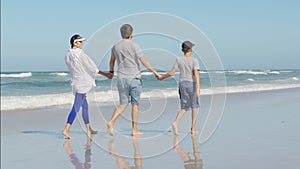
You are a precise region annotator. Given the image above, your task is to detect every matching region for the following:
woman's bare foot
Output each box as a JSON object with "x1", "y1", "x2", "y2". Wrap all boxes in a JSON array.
[
  {"x1": 90, "y1": 128, "x2": 98, "y2": 134},
  {"x1": 132, "y1": 130, "x2": 144, "y2": 136},
  {"x1": 107, "y1": 122, "x2": 114, "y2": 136},
  {"x1": 172, "y1": 122, "x2": 179, "y2": 135},
  {"x1": 62, "y1": 130, "x2": 72, "y2": 139}
]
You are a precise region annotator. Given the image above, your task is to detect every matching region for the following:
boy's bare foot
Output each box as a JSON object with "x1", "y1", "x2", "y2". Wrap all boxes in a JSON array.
[
  {"x1": 132, "y1": 130, "x2": 144, "y2": 136},
  {"x1": 172, "y1": 122, "x2": 179, "y2": 135},
  {"x1": 62, "y1": 130, "x2": 72, "y2": 139},
  {"x1": 107, "y1": 122, "x2": 114, "y2": 136},
  {"x1": 191, "y1": 129, "x2": 200, "y2": 135}
]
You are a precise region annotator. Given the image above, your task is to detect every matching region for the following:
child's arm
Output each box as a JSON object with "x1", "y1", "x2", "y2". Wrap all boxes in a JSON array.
[
  {"x1": 159, "y1": 67, "x2": 176, "y2": 80},
  {"x1": 193, "y1": 69, "x2": 200, "y2": 97}
]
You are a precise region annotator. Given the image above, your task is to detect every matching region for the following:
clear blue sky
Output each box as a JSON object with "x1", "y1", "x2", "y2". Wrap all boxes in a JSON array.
[{"x1": 1, "y1": 0, "x2": 300, "y2": 71}]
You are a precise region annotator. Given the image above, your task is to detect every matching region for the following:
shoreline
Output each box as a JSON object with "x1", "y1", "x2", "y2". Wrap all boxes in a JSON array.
[{"x1": 1, "y1": 86, "x2": 300, "y2": 113}]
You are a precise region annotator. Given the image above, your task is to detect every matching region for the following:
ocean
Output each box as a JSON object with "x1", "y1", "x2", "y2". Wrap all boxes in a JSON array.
[{"x1": 1, "y1": 69, "x2": 300, "y2": 111}]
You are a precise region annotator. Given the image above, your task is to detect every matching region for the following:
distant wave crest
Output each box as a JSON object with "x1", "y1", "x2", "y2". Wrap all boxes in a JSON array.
[
  {"x1": 49, "y1": 72, "x2": 69, "y2": 76},
  {"x1": 0, "y1": 72, "x2": 32, "y2": 78},
  {"x1": 0, "y1": 72, "x2": 70, "y2": 78}
]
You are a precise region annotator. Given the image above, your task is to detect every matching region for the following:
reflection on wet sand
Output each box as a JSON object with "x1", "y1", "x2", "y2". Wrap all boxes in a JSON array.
[
  {"x1": 174, "y1": 134, "x2": 203, "y2": 169},
  {"x1": 109, "y1": 137, "x2": 142, "y2": 169},
  {"x1": 63, "y1": 137, "x2": 92, "y2": 169}
]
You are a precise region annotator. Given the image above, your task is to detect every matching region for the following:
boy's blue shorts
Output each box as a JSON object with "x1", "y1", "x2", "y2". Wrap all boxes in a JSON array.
[{"x1": 179, "y1": 81, "x2": 199, "y2": 110}]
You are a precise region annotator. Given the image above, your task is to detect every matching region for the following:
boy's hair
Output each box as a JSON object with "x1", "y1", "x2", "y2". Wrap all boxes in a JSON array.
[
  {"x1": 181, "y1": 41, "x2": 195, "y2": 53},
  {"x1": 120, "y1": 24, "x2": 133, "y2": 39}
]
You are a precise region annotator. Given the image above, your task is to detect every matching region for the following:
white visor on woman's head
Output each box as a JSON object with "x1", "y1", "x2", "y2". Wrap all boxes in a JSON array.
[{"x1": 74, "y1": 38, "x2": 86, "y2": 43}]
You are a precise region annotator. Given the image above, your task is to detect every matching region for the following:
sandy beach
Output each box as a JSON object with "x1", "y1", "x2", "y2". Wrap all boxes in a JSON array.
[{"x1": 1, "y1": 88, "x2": 300, "y2": 169}]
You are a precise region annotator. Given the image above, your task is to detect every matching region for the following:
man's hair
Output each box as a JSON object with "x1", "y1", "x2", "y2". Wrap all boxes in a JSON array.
[{"x1": 120, "y1": 24, "x2": 133, "y2": 39}]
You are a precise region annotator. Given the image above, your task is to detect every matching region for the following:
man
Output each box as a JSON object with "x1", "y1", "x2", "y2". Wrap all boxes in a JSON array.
[
  {"x1": 107, "y1": 24, "x2": 160, "y2": 136},
  {"x1": 62, "y1": 34, "x2": 112, "y2": 139}
]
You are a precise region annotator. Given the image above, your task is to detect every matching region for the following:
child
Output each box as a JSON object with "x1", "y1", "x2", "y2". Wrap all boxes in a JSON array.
[
  {"x1": 158, "y1": 41, "x2": 200, "y2": 135},
  {"x1": 62, "y1": 34, "x2": 112, "y2": 139}
]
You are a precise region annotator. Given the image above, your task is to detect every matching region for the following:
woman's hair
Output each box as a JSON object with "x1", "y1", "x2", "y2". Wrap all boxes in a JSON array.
[{"x1": 70, "y1": 34, "x2": 81, "y2": 48}]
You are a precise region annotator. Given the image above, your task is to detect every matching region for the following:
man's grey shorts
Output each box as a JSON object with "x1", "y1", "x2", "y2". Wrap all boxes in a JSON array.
[
  {"x1": 179, "y1": 81, "x2": 199, "y2": 110},
  {"x1": 117, "y1": 78, "x2": 142, "y2": 105}
]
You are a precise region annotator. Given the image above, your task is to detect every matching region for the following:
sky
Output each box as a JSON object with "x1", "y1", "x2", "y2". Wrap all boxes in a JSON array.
[{"x1": 1, "y1": 0, "x2": 300, "y2": 72}]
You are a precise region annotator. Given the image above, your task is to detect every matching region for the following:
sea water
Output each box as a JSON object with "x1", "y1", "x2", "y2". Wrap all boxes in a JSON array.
[{"x1": 1, "y1": 69, "x2": 300, "y2": 111}]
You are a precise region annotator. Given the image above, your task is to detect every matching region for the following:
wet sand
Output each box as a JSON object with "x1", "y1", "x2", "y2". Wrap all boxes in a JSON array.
[{"x1": 1, "y1": 88, "x2": 300, "y2": 169}]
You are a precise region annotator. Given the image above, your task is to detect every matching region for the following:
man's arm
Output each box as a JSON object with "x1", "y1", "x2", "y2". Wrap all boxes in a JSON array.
[
  {"x1": 98, "y1": 70, "x2": 113, "y2": 79},
  {"x1": 109, "y1": 53, "x2": 116, "y2": 77},
  {"x1": 139, "y1": 56, "x2": 160, "y2": 78},
  {"x1": 193, "y1": 69, "x2": 200, "y2": 97}
]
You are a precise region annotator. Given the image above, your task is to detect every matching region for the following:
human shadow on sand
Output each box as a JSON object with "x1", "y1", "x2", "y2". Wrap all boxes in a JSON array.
[
  {"x1": 63, "y1": 137, "x2": 92, "y2": 169},
  {"x1": 21, "y1": 130, "x2": 85, "y2": 139}
]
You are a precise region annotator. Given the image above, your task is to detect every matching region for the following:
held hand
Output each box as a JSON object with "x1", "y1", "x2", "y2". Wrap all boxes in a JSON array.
[
  {"x1": 155, "y1": 74, "x2": 162, "y2": 80},
  {"x1": 153, "y1": 72, "x2": 161, "y2": 80},
  {"x1": 158, "y1": 76, "x2": 164, "y2": 81},
  {"x1": 106, "y1": 72, "x2": 114, "y2": 79}
]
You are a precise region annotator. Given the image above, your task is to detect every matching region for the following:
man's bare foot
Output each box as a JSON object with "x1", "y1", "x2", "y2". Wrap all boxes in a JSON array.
[
  {"x1": 62, "y1": 130, "x2": 72, "y2": 139},
  {"x1": 132, "y1": 130, "x2": 144, "y2": 136},
  {"x1": 107, "y1": 122, "x2": 114, "y2": 136},
  {"x1": 172, "y1": 122, "x2": 179, "y2": 135},
  {"x1": 191, "y1": 129, "x2": 200, "y2": 135}
]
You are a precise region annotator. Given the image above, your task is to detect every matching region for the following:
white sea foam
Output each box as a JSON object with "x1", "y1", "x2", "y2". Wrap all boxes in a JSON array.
[
  {"x1": 1, "y1": 93, "x2": 73, "y2": 111},
  {"x1": 141, "y1": 72, "x2": 154, "y2": 76},
  {"x1": 211, "y1": 71, "x2": 225, "y2": 74},
  {"x1": 200, "y1": 71, "x2": 209, "y2": 74},
  {"x1": 266, "y1": 70, "x2": 280, "y2": 74},
  {"x1": 228, "y1": 70, "x2": 284, "y2": 75},
  {"x1": 268, "y1": 77, "x2": 300, "y2": 83},
  {"x1": 49, "y1": 72, "x2": 69, "y2": 76},
  {"x1": 223, "y1": 84, "x2": 300, "y2": 95},
  {"x1": 228, "y1": 70, "x2": 268, "y2": 75},
  {"x1": 246, "y1": 78, "x2": 255, "y2": 82},
  {"x1": 0, "y1": 72, "x2": 32, "y2": 78},
  {"x1": 279, "y1": 70, "x2": 293, "y2": 73},
  {"x1": 2, "y1": 84, "x2": 300, "y2": 111}
]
